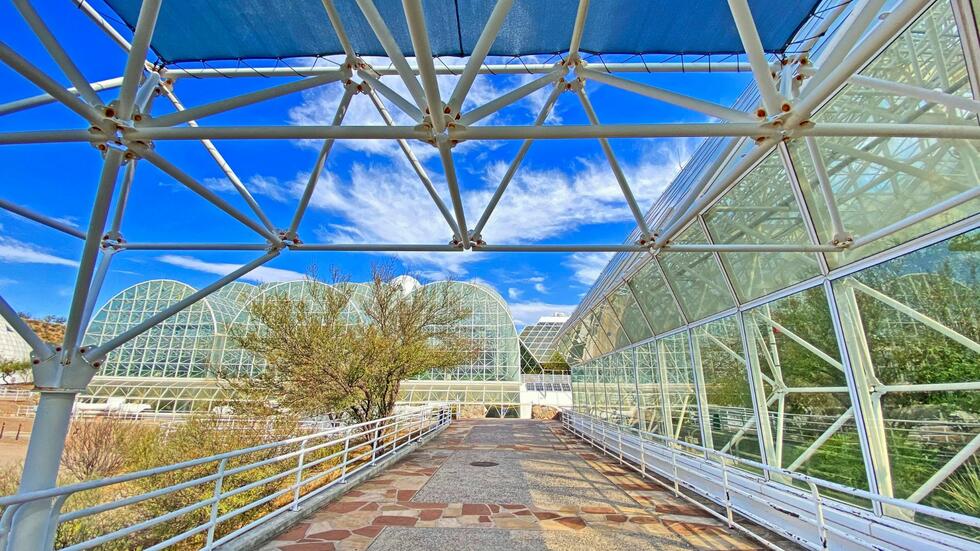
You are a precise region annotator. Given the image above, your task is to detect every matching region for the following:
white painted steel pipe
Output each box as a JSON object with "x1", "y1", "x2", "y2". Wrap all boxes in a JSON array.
[
  {"x1": 0, "y1": 41, "x2": 103, "y2": 126},
  {"x1": 0, "y1": 198, "x2": 86, "y2": 239},
  {"x1": 115, "y1": 0, "x2": 161, "y2": 121},
  {"x1": 403, "y1": 0, "x2": 445, "y2": 132},
  {"x1": 458, "y1": 68, "x2": 565, "y2": 126},
  {"x1": 446, "y1": 0, "x2": 514, "y2": 115},
  {"x1": 579, "y1": 67, "x2": 758, "y2": 122},
  {"x1": 0, "y1": 77, "x2": 122, "y2": 117}
]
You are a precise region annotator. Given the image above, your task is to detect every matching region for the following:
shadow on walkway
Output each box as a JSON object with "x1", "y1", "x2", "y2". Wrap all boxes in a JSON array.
[{"x1": 260, "y1": 419, "x2": 786, "y2": 550}]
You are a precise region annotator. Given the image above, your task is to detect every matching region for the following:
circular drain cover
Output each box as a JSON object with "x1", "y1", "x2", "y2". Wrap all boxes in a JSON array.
[{"x1": 469, "y1": 461, "x2": 498, "y2": 467}]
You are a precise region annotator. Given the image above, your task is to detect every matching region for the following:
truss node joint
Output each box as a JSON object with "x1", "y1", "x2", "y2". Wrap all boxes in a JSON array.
[{"x1": 31, "y1": 354, "x2": 98, "y2": 394}]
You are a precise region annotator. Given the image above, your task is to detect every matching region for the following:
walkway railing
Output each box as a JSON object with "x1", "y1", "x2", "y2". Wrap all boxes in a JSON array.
[
  {"x1": 562, "y1": 408, "x2": 979, "y2": 551},
  {"x1": 0, "y1": 404, "x2": 453, "y2": 550}
]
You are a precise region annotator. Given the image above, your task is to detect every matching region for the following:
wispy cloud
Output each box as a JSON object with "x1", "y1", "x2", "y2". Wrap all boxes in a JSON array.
[
  {"x1": 533, "y1": 282, "x2": 548, "y2": 294},
  {"x1": 0, "y1": 236, "x2": 77, "y2": 267},
  {"x1": 565, "y1": 252, "x2": 615, "y2": 286},
  {"x1": 157, "y1": 255, "x2": 304, "y2": 284},
  {"x1": 507, "y1": 287, "x2": 522, "y2": 300}
]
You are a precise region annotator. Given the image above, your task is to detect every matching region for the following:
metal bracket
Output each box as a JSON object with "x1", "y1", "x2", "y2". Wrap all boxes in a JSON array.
[{"x1": 31, "y1": 352, "x2": 98, "y2": 394}]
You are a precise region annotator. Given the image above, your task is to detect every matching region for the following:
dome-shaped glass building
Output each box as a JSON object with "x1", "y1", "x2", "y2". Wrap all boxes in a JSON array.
[{"x1": 80, "y1": 277, "x2": 522, "y2": 415}]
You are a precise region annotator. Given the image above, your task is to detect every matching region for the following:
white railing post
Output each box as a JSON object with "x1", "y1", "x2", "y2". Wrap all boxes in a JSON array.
[
  {"x1": 718, "y1": 452, "x2": 734, "y2": 528},
  {"x1": 339, "y1": 429, "x2": 352, "y2": 483},
  {"x1": 204, "y1": 458, "x2": 227, "y2": 550},
  {"x1": 291, "y1": 439, "x2": 309, "y2": 511},
  {"x1": 807, "y1": 481, "x2": 829, "y2": 549}
]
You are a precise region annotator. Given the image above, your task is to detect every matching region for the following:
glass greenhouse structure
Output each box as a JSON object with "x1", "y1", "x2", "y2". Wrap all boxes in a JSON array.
[
  {"x1": 1, "y1": 0, "x2": 978, "y2": 548},
  {"x1": 79, "y1": 276, "x2": 521, "y2": 414},
  {"x1": 558, "y1": 0, "x2": 979, "y2": 543}
]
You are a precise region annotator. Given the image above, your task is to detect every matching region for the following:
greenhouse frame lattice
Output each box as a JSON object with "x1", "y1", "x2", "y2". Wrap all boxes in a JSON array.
[{"x1": 0, "y1": 0, "x2": 978, "y2": 549}]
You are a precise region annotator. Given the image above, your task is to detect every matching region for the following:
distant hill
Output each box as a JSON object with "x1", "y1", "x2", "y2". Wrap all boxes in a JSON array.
[{"x1": 23, "y1": 318, "x2": 66, "y2": 346}]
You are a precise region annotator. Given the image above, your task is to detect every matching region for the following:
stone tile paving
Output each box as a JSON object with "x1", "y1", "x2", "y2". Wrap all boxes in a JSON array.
[{"x1": 259, "y1": 419, "x2": 789, "y2": 551}]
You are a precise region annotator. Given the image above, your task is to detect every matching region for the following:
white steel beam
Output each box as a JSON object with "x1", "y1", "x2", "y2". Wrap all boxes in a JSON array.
[
  {"x1": 0, "y1": 76, "x2": 122, "y2": 117},
  {"x1": 446, "y1": 0, "x2": 514, "y2": 116},
  {"x1": 0, "y1": 198, "x2": 86, "y2": 240},
  {"x1": 357, "y1": 70, "x2": 425, "y2": 122},
  {"x1": 803, "y1": 137, "x2": 848, "y2": 244},
  {"x1": 115, "y1": 0, "x2": 161, "y2": 121},
  {"x1": 850, "y1": 186, "x2": 980, "y2": 248},
  {"x1": 470, "y1": 83, "x2": 563, "y2": 239},
  {"x1": 164, "y1": 62, "x2": 756, "y2": 79},
  {"x1": 437, "y1": 138, "x2": 470, "y2": 248},
  {"x1": 402, "y1": 0, "x2": 446, "y2": 132},
  {"x1": 576, "y1": 86, "x2": 652, "y2": 238},
  {"x1": 848, "y1": 73, "x2": 980, "y2": 113},
  {"x1": 354, "y1": 0, "x2": 427, "y2": 109},
  {"x1": 907, "y1": 433, "x2": 980, "y2": 504},
  {"x1": 366, "y1": 88, "x2": 461, "y2": 238},
  {"x1": 804, "y1": 0, "x2": 887, "y2": 93},
  {"x1": 130, "y1": 145, "x2": 279, "y2": 243},
  {"x1": 726, "y1": 0, "x2": 784, "y2": 116},
  {"x1": 12, "y1": 0, "x2": 102, "y2": 106},
  {"x1": 578, "y1": 67, "x2": 758, "y2": 122},
  {"x1": 0, "y1": 41, "x2": 103, "y2": 126},
  {"x1": 141, "y1": 72, "x2": 347, "y2": 128},
  {"x1": 83, "y1": 251, "x2": 281, "y2": 362},
  {"x1": 60, "y1": 149, "x2": 125, "y2": 361},
  {"x1": 0, "y1": 293, "x2": 51, "y2": 357},
  {"x1": 457, "y1": 68, "x2": 565, "y2": 126},
  {"x1": 568, "y1": 0, "x2": 591, "y2": 61},
  {"x1": 288, "y1": 82, "x2": 358, "y2": 236},
  {"x1": 320, "y1": 0, "x2": 355, "y2": 58}
]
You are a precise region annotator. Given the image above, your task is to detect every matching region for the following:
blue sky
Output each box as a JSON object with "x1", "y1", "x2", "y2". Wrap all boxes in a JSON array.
[{"x1": 0, "y1": 1, "x2": 752, "y2": 327}]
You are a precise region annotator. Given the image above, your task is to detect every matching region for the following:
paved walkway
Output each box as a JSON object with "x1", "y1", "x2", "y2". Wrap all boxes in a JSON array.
[{"x1": 260, "y1": 419, "x2": 778, "y2": 550}]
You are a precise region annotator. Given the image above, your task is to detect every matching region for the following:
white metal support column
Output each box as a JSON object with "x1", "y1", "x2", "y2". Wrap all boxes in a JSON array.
[
  {"x1": 737, "y1": 311, "x2": 780, "y2": 473},
  {"x1": 823, "y1": 280, "x2": 895, "y2": 516}
]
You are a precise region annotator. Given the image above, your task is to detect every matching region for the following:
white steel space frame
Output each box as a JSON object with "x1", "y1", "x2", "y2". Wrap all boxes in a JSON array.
[{"x1": 0, "y1": 0, "x2": 977, "y2": 548}]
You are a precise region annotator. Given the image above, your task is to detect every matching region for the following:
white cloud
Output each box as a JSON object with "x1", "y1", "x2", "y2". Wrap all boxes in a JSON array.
[
  {"x1": 565, "y1": 252, "x2": 614, "y2": 286},
  {"x1": 533, "y1": 282, "x2": 547, "y2": 294},
  {"x1": 0, "y1": 237, "x2": 77, "y2": 267},
  {"x1": 526, "y1": 276, "x2": 545, "y2": 283},
  {"x1": 157, "y1": 255, "x2": 304, "y2": 284},
  {"x1": 507, "y1": 287, "x2": 522, "y2": 300},
  {"x1": 508, "y1": 301, "x2": 575, "y2": 328}
]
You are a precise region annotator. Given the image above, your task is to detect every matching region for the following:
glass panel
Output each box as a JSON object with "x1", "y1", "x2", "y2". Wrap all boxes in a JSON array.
[
  {"x1": 694, "y1": 316, "x2": 762, "y2": 469},
  {"x1": 833, "y1": 229, "x2": 979, "y2": 539},
  {"x1": 628, "y1": 261, "x2": 686, "y2": 333},
  {"x1": 658, "y1": 331, "x2": 703, "y2": 451},
  {"x1": 659, "y1": 224, "x2": 735, "y2": 321},
  {"x1": 596, "y1": 302, "x2": 631, "y2": 350},
  {"x1": 635, "y1": 342, "x2": 665, "y2": 437},
  {"x1": 791, "y1": 0, "x2": 979, "y2": 268},
  {"x1": 703, "y1": 153, "x2": 822, "y2": 302},
  {"x1": 607, "y1": 285, "x2": 653, "y2": 342},
  {"x1": 744, "y1": 286, "x2": 869, "y2": 506}
]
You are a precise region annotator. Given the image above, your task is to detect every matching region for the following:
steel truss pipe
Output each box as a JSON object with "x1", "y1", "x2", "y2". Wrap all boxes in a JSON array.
[
  {"x1": 292, "y1": 243, "x2": 460, "y2": 252},
  {"x1": 115, "y1": 0, "x2": 161, "y2": 121},
  {"x1": 578, "y1": 68, "x2": 758, "y2": 122},
  {"x1": 458, "y1": 68, "x2": 565, "y2": 127},
  {"x1": 575, "y1": 86, "x2": 653, "y2": 238},
  {"x1": 0, "y1": 198, "x2": 86, "y2": 240},
  {"x1": 794, "y1": 0, "x2": 930, "y2": 122},
  {"x1": 355, "y1": 0, "x2": 426, "y2": 109},
  {"x1": 163, "y1": 61, "x2": 759, "y2": 80},
  {"x1": 12, "y1": 0, "x2": 102, "y2": 107},
  {"x1": 357, "y1": 71, "x2": 424, "y2": 122},
  {"x1": 0, "y1": 293, "x2": 51, "y2": 356},
  {"x1": 403, "y1": 0, "x2": 445, "y2": 132},
  {"x1": 446, "y1": 0, "x2": 514, "y2": 116},
  {"x1": 726, "y1": 0, "x2": 784, "y2": 115},
  {"x1": 475, "y1": 244, "x2": 647, "y2": 252},
  {"x1": 288, "y1": 83, "x2": 357, "y2": 236},
  {"x1": 118, "y1": 242, "x2": 270, "y2": 251},
  {"x1": 452, "y1": 123, "x2": 775, "y2": 140},
  {"x1": 471, "y1": 83, "x2": 563, "y2": 239},
  {"x1": 84, "y1": 251, "x2": 280, "y2": 362},
  {"x1": 0, "y1": 41, "x2": 103, "y2": 126},
  {"x1": 568, "y1": 0, "x2": 591, "y2": 61},
  {"x1": 131, "y1": 145, "x2": 279, "y2": 242},
  {"x1": 60, "y1": 149, "x2": 125, "y2": 362},
  {"x1": 663, "y1": 243, "x2": 839, "y2": 253},
  {"x1": 126, "y1": 126, "x2": 428, "y2": 141},
  {"x1": 0, "y1": 76, "x2": 122, "y2": 117},
  {"x1": 366, "y1": 88, "x2": 461, "y2": 238},
  {"x1": 850, "y1": 186, "x2": 980, "y2": 248},
  {"x1": 437, "y1": 139, "x2": 470, "y2": 248},
  {"x1": 142, "y1": 72, "x2": 347, "y2": 128}
]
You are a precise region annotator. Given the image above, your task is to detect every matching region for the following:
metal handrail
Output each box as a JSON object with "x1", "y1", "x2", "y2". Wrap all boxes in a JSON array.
[
  {"x1": 562, "y1": 408, "x2": 980, "y2": 548},
  {"x1": 0, "y1": 404, "x2": 453, "y2": 550}
]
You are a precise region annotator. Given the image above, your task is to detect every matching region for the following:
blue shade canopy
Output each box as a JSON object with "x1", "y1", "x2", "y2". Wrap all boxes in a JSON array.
[{"x1": 103, "y1": 0, "x2": 820, "y2": 64}]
